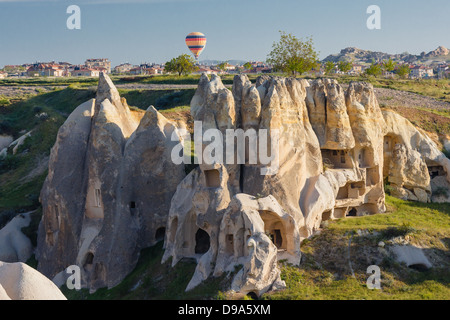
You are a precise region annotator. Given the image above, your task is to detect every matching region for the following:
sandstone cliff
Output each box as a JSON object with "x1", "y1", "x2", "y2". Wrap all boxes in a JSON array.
[
  {"x1": 37, "y1": 73, "x2": 185, "y2": 292},
  {"x1": 37, "y1": 73, "x2": 450, "y2": 296}
]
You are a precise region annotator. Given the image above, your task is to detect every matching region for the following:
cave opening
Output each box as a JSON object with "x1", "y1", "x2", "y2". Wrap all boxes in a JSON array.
[
  {"x1": 155, "y1": 227, "x2": 166, "y2": 242},
  {"x1": 195, "y1": 228, "x2": 210, "y2": 254}
]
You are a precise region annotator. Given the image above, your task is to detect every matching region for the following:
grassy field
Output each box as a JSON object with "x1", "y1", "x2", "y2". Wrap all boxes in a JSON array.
[{"x1": 119, "y1": 88, "x2": 195, "y2": 111}]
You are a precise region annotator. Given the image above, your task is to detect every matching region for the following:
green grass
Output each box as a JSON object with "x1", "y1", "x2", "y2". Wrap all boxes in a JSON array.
[
  {"x1": 115, "y1": 73, "x2": 260, "y2": 85},
  {"x1": 0, "y1": 87, "x2": 96, "y2": 216},
  {"x1": 339, "y1": 76, "x2": 450, "y2": 103},
  {"x1": 264, "y1": 196, "x2": 450, "y2": 300},
  {"x1": 120, "y1": 89, "x2": 195, "y2": 111},
  {"x1": 0, "y1": 76, "x2": 99, "y2": 87},
  {"x1": 329, "y1": 196, "x2": 449, "y2": 235}
]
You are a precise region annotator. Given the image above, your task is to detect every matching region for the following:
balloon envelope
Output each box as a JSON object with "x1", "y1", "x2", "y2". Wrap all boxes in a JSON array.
[{"x1": 185, "y1": 32, "x2": 207, "y2": 59}]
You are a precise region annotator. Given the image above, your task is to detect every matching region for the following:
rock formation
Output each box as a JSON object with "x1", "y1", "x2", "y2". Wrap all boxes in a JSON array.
[
  {"x1": 383, "y1": 109, "x2": 450, "y2": 202},
  {"x1": 163, "y1": 74, "x2": 450, "y2": 295},
  {"x1": 0, "y1": 212, "x2": 33, "y2": 263},
  {"x1": 36, "y1": 73, "x2": 450, "y2": 296},
  {"x1": 37, "y1": 73, "x2": 185, "y2": 292},
  {"x1": 0, "y1": 261, "x2": 66, "y2": 300}
]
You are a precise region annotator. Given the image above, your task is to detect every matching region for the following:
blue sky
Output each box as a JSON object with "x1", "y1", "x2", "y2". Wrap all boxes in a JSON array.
[{"x1": 0, "y1": 0, "x2": 449, "y2": 66}]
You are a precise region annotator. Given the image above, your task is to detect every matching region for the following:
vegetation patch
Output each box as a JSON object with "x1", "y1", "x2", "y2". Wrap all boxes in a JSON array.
[
  {"x1": 264, "y1": 196, "x2": 450, "y2": 300},
  {"x1": 62, "y1": 241, "x2": 231, "y2": 300}
]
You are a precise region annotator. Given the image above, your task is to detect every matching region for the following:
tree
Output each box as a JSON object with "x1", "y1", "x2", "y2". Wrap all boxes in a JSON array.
[
  {"x1": 164, "y1": 54, "x2": 198, "y2": 76},
  {"x1": 267, "y1": 31, "x2": 319, "y2": 76},
  {"x1": 383, "y1": 58, "x2": 397, "y2": 72},
  {"x1": 217, "y1": 61, "x2": 229, "y2": 72},
  {"x1": 396, "y1": 64, "x2": 411, "y2": 79},
  {"x1": 365, "y1": 61, "x2": 382, "y2": 77},
  {"x1": 243, "y1": 62, "x2": 253, "y2": 70},
  {"x1": 337, "y1": 60, "x2": 353, "y2": 73},
  {"x1": 324, "y1": 61, "x2": 335, "y2": 75}
]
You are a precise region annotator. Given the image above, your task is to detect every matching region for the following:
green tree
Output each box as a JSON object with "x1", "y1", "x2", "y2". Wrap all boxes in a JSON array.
[
  {"x1": 396, "y1": 64, "x2": 411, "y2": 79},
  {"x1": 217, "y1": 61, "x2": 229, "y2": 72},
  {"x1": 164, "y1": 54, "x2": 198, "y2": 76},
  {"x1": 243, "y1": 62, "x2": 253, "y2": 70},
  {"x1": 267, "y1": 31, "x2": 319, "y2": 76},
  {"x1": 383, "y1": 58, "x2": 397, "y2": 72},
  {"x1": 365, "y1": 61, "x2": 382, "y2": 77},
  {"x1": 337, "y1": 60, "x2": 353, "y2": 73},
  {"x1": 324, "y1": 61, "x2": 335, "y2": 75}
]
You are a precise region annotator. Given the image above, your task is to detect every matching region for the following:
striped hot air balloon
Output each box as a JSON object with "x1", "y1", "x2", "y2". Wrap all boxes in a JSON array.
[{"x1": 185, "y1": 32, "x2": 207, "y2": 60}]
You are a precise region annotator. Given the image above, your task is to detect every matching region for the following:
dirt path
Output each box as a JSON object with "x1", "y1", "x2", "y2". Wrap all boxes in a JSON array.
[
  {"x1": 0, "y1": 86, "x2": 64, "y2": 98},
  {"x1": 374, "y1": 87, "x2": 450, "y2": 111}
]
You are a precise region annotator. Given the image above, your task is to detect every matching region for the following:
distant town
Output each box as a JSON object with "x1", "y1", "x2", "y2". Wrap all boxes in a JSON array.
[
  {"x1": 0, "y1": 58, "x2": 273, "y2": 79},
  {"x1": 0, "y1": 53, "x2": 449, "y2": 80}
]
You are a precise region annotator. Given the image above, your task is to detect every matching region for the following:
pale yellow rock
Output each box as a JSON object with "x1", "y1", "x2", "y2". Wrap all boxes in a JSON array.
[
  {"x1": 383, "y1": 109, "x2": 450, "y2": 202},
  {"x1": 388, "y1": 144, "x2": 430, "y2": 202},
  {"x1": 0, "y1": 284, "x2": 11, "y2": 300},
  {"x1": 0, "y1": 262, "x2": 66, "y2": 300}
]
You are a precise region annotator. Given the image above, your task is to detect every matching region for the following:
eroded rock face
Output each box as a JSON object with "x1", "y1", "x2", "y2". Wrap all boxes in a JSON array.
[
  {"x1": 163, "y1": 75, "x2": 389, "y2": 295},
  {"x1": 38, "y1": 72, "x2": 449, "y2": 297},
  {"x1": 383, "y1": 110, "x2": 450, "y2": 203},
  {"x1": 306, "y1": 80, "x2": 387, "y2": 224},
  {"x1": 37, "y1": 73, "x2": 185, "y2": 292},
  {"x1": 306, "y1": 79, "x2": 355, "y2": 150},
  {"x1": 243, "y1": 77, "x2": 323, "y2": 238},
  {"x1": 388, "y1": 144, "x2": 430, "y2": 202}
]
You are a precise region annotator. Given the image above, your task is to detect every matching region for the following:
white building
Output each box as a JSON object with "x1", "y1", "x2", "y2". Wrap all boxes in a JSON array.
[{"x1": 410, "y1": 66, "x2": 434, "y2": 79}]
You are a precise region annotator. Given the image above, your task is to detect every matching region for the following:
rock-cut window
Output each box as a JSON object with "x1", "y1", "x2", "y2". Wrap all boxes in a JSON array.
[{"x1": 95, "y1": 189, "x2": 101, "y2": 207}]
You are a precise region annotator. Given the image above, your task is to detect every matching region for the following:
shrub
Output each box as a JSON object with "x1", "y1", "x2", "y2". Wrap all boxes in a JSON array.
[{"x1": 0, "y1": 154, "x2": 21, "y2": 173}]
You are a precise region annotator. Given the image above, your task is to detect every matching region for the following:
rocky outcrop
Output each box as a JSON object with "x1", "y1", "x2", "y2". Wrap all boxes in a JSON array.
[
  {"x1": 37, "y1": 73, "x2": 185, "y2": 292},
  {"x1": 425, "y1": 46, "x2": 449, "y2": 57},
  {"x1": 242, "y1": 77, "x2": 323, "y2": 238},
  {"x1": 217, "y1": 194, "x2": 298, "y2": 295},
  {"x1": 388, "y1": 144, "x2": 430, "y2": 202},
  {"x1": 163, "y1": 75, "x2": 389, "y2": 295},
  {"x1": 37, "y1": 72, "x2": 450, "y2": 297},
  {"x1": 0, "y1": 262, "x2": 66, "y2": 300},
  {"x1": 0, "y1": 212, "x2": 33, "y2": 263},
  {"x1": 306, "y1": 80, "x2": 386, "y2": 222},
  {"x1": 383, "y1": 110, "x2": 450, "y2": 202},
  {"x1": 390, "y1": 245, "x2": 432, "y2": 270},
  {"x1": 305, "y1": 79, "x2": 355, "y2": 150}
]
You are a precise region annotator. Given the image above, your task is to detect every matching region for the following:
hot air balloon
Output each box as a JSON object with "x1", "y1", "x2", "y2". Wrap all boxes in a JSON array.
[{"x1": 185, "y1": 32, "x2": 207, "y2": 61}]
